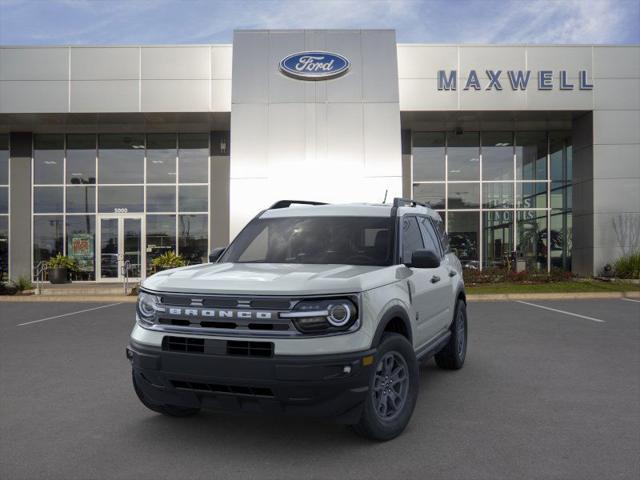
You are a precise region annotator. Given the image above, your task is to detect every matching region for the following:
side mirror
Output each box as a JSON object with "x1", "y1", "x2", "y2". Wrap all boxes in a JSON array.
[
  {"x1": 407, "y1": 249, "x2": 440, "y2": 269},
  {"x1": 208, "y1": 247, "x2": 226, "y2": 263}
]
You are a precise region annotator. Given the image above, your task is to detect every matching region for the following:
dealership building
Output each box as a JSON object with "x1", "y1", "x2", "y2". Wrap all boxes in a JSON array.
[{"x1": 0, "y1": 30, "x2": 638, "y2": 282}]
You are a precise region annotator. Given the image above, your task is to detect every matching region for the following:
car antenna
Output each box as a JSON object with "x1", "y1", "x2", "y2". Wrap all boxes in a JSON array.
[{"x1": 382, "y1": 189, "x2": 388, "y2": 204}]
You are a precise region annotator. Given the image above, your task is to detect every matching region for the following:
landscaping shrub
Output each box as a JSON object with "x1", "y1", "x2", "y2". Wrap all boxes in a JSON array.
[
  {"x1": 151, "y1": 251, "x2": 186, "y2": 271},
  {"x1": 14, "y1": 276, "x2": 34, "y2": 291},
  {"x1": 463, "y1": 266, "x2": 572, "y2": 285},
  {"x1": 613, "y1": 251, "x2": 640, "y2": 279}
]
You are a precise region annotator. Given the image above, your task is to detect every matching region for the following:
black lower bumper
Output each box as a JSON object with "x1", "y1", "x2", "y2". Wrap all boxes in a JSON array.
[{"x1": 127, "y1": 339, "x2": 376, "y2": 423}]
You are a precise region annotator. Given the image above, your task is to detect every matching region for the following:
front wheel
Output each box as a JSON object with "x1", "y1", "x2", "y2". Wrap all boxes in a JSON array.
[
  {"x1": 434, "y1": 300, "x2": 467, "y2": 370},
  {"x1": 132, "y1": 371, "x2": 200, "y2": 418},
  {"x1": 351, "y1": 333, "x2": 419, "y2": 441}
]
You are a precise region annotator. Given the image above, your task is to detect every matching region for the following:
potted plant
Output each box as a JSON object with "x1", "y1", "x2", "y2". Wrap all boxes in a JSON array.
[
  {"x1": 151, "y1": 251, "x2": 185, "y2": 273},
  {"x1": 47, "y1": 254, "x2": 78, "y2": 284}
]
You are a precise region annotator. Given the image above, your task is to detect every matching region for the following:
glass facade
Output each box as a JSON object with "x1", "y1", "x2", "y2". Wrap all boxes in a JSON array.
[
  {"x1": 412, "y1": 131, "x2": 572, "y2": 271},
  {"x1": 32, "y1": 133, "x2": 210, "y2": 280},
  {"x1": 0, "y1": 135, "x2": 8, "y2": 279}
]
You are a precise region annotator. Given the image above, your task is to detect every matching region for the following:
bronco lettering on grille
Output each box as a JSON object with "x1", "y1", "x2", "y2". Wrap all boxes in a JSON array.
[{"x1": 166, "y1": 308, "x2": 274, "y2": 320}]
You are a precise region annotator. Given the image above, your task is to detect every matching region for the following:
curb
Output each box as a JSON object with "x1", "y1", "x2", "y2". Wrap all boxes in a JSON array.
[{"x1": 467, "y1": 291, "x2": 640, "y2": 302}]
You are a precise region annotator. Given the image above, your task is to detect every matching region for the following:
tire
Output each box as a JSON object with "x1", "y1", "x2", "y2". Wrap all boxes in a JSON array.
[
  {"x1": 132, "y1": 371, "x2": 200, "y2": 418},
  {"x1": 434, "y1": 300, "x2": 467, "y2": 370},
  {"x1": 351, "y1": 333, "x2": 419, "y2": 441}
]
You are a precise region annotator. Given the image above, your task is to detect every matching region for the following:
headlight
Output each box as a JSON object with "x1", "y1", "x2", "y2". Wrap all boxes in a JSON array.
[
  {"x1": 136, "y1": 292, "x2": 161, "y2": 325},
  {"x1": 281, "y1": 298, "x2": 358, "y2": 334}
]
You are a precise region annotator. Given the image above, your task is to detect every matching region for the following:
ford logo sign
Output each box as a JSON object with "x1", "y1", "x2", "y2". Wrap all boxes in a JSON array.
[{"x1": 279, "y1": 51, "x2": 350, "y2": 81}]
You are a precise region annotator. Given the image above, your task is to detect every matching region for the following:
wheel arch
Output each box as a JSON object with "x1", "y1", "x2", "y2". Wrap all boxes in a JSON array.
[{"x1": 371, "y1": 306, "x2": 413, "y2": 348}]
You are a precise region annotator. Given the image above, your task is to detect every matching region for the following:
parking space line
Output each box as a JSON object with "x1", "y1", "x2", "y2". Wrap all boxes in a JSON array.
[
  {"x1": 621, "y1": 298, "x2": 640, "y2": 304},
  {"x1": 16, "y1": 303, "x2": 122, "y2": 326},
  {"x1": 516, "y1": 301, "x2": 605, "y2": 323}
]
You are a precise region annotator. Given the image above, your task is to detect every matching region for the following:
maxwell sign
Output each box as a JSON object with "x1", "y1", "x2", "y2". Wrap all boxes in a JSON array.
[{"x1": 279, "y1": 52, "x2": 350, "y2": 80}]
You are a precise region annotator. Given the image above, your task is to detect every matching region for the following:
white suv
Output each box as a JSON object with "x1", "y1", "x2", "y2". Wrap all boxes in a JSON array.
[{"x1": 127, "y1": 198, "x2": 467, "y2": 441}]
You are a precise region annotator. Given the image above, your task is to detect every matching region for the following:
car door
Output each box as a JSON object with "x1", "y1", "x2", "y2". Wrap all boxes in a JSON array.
[{"x1": 400, "y1": 215, "x2": 445, "y2": 347}]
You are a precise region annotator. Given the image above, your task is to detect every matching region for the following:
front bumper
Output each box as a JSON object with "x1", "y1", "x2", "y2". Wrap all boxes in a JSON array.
[{"x1": 128, "y1": 339, "x2": 376, "y2": 423}]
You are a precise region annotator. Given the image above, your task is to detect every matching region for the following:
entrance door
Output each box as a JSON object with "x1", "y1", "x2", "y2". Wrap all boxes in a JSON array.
[{"x1": 98, "y1": 215, "x2": 144, "y2": 281}]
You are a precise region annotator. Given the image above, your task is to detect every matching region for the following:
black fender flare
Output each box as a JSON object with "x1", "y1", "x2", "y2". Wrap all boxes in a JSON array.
[{"x1": 371, "y1": 305, "x2": 413, "y2": 348}]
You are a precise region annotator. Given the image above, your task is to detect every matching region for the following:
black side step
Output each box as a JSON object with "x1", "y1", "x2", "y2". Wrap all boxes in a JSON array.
[{"x1": 415, "y1": 331, "x2": 451, "y2": 362}]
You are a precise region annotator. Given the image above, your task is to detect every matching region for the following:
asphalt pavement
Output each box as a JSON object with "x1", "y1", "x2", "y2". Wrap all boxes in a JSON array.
[{"x1": 0, "y1": 298, "x2": 638, "y2": 480}]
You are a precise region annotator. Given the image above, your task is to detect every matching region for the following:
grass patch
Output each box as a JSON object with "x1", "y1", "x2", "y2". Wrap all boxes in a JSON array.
[{"x1": 467, "y1": 280, "x2": 640, "y2": 295}]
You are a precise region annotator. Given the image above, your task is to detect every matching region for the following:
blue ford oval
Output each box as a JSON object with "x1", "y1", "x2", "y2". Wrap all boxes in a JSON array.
[{"x1": 279, "y1": 51, "x2": 350, "y2": 80}]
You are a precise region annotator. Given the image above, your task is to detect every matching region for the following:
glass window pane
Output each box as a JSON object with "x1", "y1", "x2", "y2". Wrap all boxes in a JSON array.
[
  {"x1": 66, "y1": 215, "x2": 95, "y2": 280},
  {"x1": 550, "y1": 182, "x2": 571, "y2": 210},
  {"x1": 516, "y1": 132, "x2": 547, "y2": 181},
  {"x1": 0, "y1": 187, "x2": 7, "y2": 214},
  {"x1": 517, "y1": 182, "x2": 547, "y2": 209},
  {"x1": 34, "y1": 134, "x2": 64, "y2": 185},
  {"x1": 413, "y1": 183, "x2": 445, "y2": 209},
  {"x1": 418, "y1": 217, "x2": 441, "y2": 256},
  {"x1": 179, "y1": 185, "x2": 208, "y2": 212},
  {"x1": 0, "y1": 216, "x2": 7, "y2": 280},
  {"x1": 98, "y1": 186, "x2": 143, "y2": 213},
  {"x1": 178, "y1": 133, "x2": 208, "y2": 183},
  {"x1": 147, "y1": 185, "x2": 176, "y2": 212},
  {"x1": 550, "y1": 209, "x2": 572, "y2": 271},
  {"x1": 98, "y1": 134, "x2": 144, "y2": 184},
  {"x1": 124, "y1": 218, "x2": 142, "y2": 278},
  {"x1": 516, "y1": 210, "x2": 547, "y2": 271},
  {"x1": 33, "y1": 215, "x2": 64, "y2": 273},
  {"x1": 482, "y1": 132, "x2": 514, "y2": 181},
  {"x1": 447, "y1": 211, "x2": 479, "y2": 267},
  {"x1": 482, "y1": 182, "x2": 514, "y2": 209},
  {"x1": 34, "y1": 186, "x2": 63, "y2": 213},
  {"x1": 447, "y1": 132, "x2": 479, "y2": 181},
  {"x1": 146, "y1": 214, "x2": 176, "y2": 275},
  {"x1": 66, "y1": 186, "x2": 96, "y2": 213},
  {"x1": 0, "y1": 134, "x2": 8, "y2": 185},
  {"x1": 550, "y1": 131, "x2": 572, "y2": 183},
  {"x1": 66, "y1": 134, "x2": 96, "y2": 184},
  {"x1": 413, "y1": 133, "x2": 445, "y2": 181},
  {"x1": 147, "y1": 134, "x2": 177, "y2": 184},
  {"x1": 483, "y1": 211, "x2": 513, "y2": 269},
  {"x1": 401, "y1": 216, "x2": 424, "y2": 264},
  {"x1": 448, "y1": 183, "x2": 480, "y2": 209},
  {"x1": 179, "y1": 214, "x2": 208, "y2": 265}
]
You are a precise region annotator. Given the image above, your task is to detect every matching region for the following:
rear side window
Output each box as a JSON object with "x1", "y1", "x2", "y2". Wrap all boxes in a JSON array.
[
  {"x1": 433, "y1": 216, "x2": 450, "y2": 253},
  {"x1": 401, "y1": 216, "x2": 424, "y2": 263},
  {"x1": 418, "y1": 217, "x2": 442, "y2": 257}
]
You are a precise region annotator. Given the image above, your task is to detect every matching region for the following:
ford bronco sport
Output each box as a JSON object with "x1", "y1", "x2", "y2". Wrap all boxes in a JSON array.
[{"x1": 127, "y1": 198, "x2": 467, "y2": 441}]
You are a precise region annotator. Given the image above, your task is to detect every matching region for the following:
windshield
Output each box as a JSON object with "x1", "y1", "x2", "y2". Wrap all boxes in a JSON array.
[{"x1": 220, "y1": 216, "x2": 395, "y2": 266}]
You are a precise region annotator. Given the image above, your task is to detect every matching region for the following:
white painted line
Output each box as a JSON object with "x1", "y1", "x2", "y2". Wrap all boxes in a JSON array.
[
  {"x1": 516, "y1": 301, "x2": 605, "y2": 323},
  {"x1": 621, "y1": 298, "x2": 640, "y2": 304},
  {"x1": 17, "y1": 303, "x2": 123, "y2": 326}
]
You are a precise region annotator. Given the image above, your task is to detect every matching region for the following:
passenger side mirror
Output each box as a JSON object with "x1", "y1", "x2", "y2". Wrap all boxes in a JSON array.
[
  {"x1": 407, "y1": 249, "x2": 440, "y2": 269},
  {"x1": 208, "y1": 247, "x2": 226, "y2": 263}
]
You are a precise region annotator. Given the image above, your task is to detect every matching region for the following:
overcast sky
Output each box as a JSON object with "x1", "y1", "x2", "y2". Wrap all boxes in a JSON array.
[{"x1": 1, "y1": 0, "x2": 638, "y2": 45}]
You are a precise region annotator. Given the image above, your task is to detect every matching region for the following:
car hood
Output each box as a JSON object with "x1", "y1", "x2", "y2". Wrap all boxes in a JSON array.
[{"x1": 142, "y1": 262, "x2": 398, "y2": 296}]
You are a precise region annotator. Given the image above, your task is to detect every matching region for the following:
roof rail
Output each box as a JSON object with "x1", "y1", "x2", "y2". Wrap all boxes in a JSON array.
[
  {"x1": 392, "y1": 197, "x2": 428, "y2": 208},
  {"x1": 269, "y1": 200, "x2": 328, "y2": 209}
]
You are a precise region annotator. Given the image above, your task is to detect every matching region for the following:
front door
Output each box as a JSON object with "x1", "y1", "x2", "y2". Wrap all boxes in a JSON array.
[{"x1": 98, "y1": 215, "x2": 144, "y2": 281}]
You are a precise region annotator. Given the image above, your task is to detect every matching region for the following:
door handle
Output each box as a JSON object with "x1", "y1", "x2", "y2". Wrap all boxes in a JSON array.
[
  {"x1": 448, "y1": 270, "x2": 457, "y2": 277},
  {"x1": 431, "y1": 275, "x2": 441, "y2": 284}
]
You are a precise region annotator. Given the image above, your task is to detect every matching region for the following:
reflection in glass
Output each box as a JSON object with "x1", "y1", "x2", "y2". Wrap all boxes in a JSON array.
[
  {"x1": 66, "y1": 215, "x2": 95, "y2": 280},
  {"x1": 483, "y1": 211, "x2": 513, "y2": 268},
  {"x1": 123, "y1": 218, "x2": 142, "y2": 277},
  {"x1": 178, "y1": 133, "x2": 209, "y2": 183},
  {"x1": 179, "y1": 185, "x2": 208, "y2": 212},
  {"x1": 66, "y1": 186, "x2": 96, "y2": 213},
  {"x1": 413, "y1": 183, "x2": 445, "y2": 209},
  {"x1": 482, "y1": 182, "x2": 513, "y2": 209},
  {"x1": 412, "y1": 133, "x2": 445, "y2": 181},
  {"x1": 100, "y1": 218, "x2": 119, "y2": 279},
  {"x1": 0, "y1": 187, "x2": 7, "y2": 214},
  {"x1": 448, "y1": 211, "x2": 479, "y2": 267},
  {"x1": 516, "y1": 210, "x2": 547, "y2": 271},
  {"x1": 179, "y1": 214, "x2": 208, "y2": 265},
  {"x1": 448, "y1": 183, "x2": 480, "y2": 209},
  {"x1": 147, "y1": 186, "x2": 176, "y2": 212},
  {"x1": 34, "y1": 187, "x2": 63, "y2": 213},
  {"x1": 34, "y1": 135, "x2": 64, "y2": 185},
  {"x1": 98, "y1": 186, "x2": 143, "y2": 213},
  {"x1": 482, "y1": 132, "x2": 514, "y2": 181},
  {"x1": 33, "y1": 215, "x2": 64, "y2": 274},
  {"x1": 0, "y1": 216, "x2": 7, "y2": 280},
  {"x1": 147, "y1": 134, "x2": 177, "y2": 184},
  {"x1": 66, "y1": 134, "x2": 96, "y2": 184},
  {"x1": 516, "y1": 132, "x2": 547, "y2": 181},
  {"x1": 448, "y1": 132, "x2": 479, "y2": 181},
  {"x1": 517, "y1": 182, "x2": 547, "y2": 209},
  {"x1": 550, "y1": 209, "x2": 572, "y2": 271},
  {"x1": 0, "y1": 134, "x2": 8, "y2": 185},
  {"x1": 146, "y1": 215, "x2": 176, "y2": 275},
  {"x1": 551, "y1": 182, "x2": 571, "y2": 210},
  {"x1": 550, "y1": 132, "x2": 572, "y2": 183},
  {"x1": 98, "y1": 134, "x2": 144, "y2": 184}
]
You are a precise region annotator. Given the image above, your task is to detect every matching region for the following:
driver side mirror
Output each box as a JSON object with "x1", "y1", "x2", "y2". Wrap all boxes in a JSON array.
[
  {"x1": 406, "y1": 249, "x2": 440, "y2": 269},
  {"x1": 208, "y1": 247, "x2": 226, "y2": 263}
]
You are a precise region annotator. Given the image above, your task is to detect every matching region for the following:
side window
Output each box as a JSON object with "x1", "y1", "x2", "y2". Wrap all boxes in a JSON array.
[
  {"x1": 418, "y1": 217, "x2": 442, "y2": 257},
  {"x1": 434, "y1": 216, "x2": 450, "y2": 253},
  {"x1": 401, "y1": 216, "x2": 424, "y2": 263}
]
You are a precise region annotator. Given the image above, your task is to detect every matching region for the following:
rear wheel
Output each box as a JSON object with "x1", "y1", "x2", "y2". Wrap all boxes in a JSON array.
[
  {"x1": 132, "y1": 371, "x2": 200, "y2": 418},
  {"x1": 351, "y1": 333, "x2": 419, "y2": 441},
  {"x1": 435, "y1": 300, "x2": 467, "y2": 370}
]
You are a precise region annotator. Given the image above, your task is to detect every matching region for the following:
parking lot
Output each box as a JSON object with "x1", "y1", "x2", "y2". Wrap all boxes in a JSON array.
[{"x1": 0, "y1": 298, "x2": 638, "y2": 480}]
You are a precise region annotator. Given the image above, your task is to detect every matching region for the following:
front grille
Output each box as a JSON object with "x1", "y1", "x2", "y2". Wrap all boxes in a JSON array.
[
  {"x1": 162, "y1": 336, "x2": 274, "y2": 358},
  {"x1": 227, "y1": 340, "x2": 274, "y2": 357},
  {"x1": 171, "y1": 380, "x2": 274, "y2": 397},
  {"x1": 162, "y1": 336, "x2": 204, "y2": 353}
]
